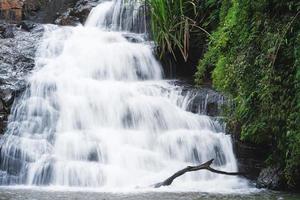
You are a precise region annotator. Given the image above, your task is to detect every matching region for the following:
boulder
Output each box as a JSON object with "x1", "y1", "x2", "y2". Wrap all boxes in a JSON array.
[
  {"x1": 55, "y1": 0, "x2": 99, "y2": 26},
  {"x1": 0, "y1": 23, "x2": 14, "y2": 38},
  {"x1": 71, "y1": 0, "x2": 99, "y2": 23},
  {"x1": 22, "y1": 0, "x2": 42, "y2": 19},
  {"x1": 173, "y1": 80, "x2": 226, "y2": 117},
  {"x1": 233, "y1": 138, "x2": 268, "y2": 180},
  {"x1": 54, "y1": 8, "x2": 80, "y2": 26},
  {"x1": 257, "y1": 166, "x2": 284, "y2": 190},
  {"x1": 18, "y1": 20, "x2": 36, "y2": 31}
]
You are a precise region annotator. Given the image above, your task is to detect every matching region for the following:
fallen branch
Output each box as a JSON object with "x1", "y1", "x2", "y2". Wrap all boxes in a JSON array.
[{"x1": 154, "y1": 159, "x2": 245, "y2": 188}]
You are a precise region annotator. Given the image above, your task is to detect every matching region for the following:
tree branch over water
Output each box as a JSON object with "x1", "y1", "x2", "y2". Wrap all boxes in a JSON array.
[{"x1": 154, "y1": 159, "x2": 245, "y2": 188}]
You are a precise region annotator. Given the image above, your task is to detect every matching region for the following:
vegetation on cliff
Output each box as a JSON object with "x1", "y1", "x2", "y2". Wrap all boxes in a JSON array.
[
  {"x1": 147, "y1": 0, "x2": 221, "y2": 61},
  {"x1": 149, "y1": 0, "x2": 300, "y2": 188}
]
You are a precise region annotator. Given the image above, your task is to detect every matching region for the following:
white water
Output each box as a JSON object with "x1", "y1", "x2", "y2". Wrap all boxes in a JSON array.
[{"x1": 0, "y1": 0, "x2": 249, "y2": 192}]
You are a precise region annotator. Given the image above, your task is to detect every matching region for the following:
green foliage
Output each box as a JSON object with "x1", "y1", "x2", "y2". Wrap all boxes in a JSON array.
[
  {"x1": 195, "y1": 0, "x2": 300, "y2": 187},
  {"x1": 148, "y1": 0, "x2": 220, "y2": 61},
  {"x1": 148, "y1": 0, "x2": 197, "y2": 61}
]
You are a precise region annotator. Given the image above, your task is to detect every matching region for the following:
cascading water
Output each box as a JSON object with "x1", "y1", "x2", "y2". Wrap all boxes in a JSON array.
[{"x1": 0, "y1": 0, "x2": 249, "y2": 192}]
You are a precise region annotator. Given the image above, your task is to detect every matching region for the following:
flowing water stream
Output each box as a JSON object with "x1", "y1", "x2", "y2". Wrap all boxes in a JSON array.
[{"x1": 0, "y1": 0, "x2": 250, "y2": 193}]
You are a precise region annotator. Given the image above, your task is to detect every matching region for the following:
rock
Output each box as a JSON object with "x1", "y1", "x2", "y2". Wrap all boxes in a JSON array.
[
  {"x1": 0, "y1": 0, "x2": 23, "y2": 23},
  {"x1": 1, "y1": 0, "x2": 83, "y2": 24},
  {"x1": 257, "y1": 166, "x2": 284, "y2": 190},
  {"x1": 0, "y1": 22, "x2": 6, "y2": 38},
  {"x1": 229, "y1": 120, "x2": 270, "y2": 181},
  {"x1": 0, "y1": 24, "x2": 43, "y2": 134},
  {"x1": 54, "y1": 0, "x2": 98, "y2": 25},
  {"x1": 0, "y1": 113, "x2": 6, "y2": 134},
  {"x1": 167, "y1": 80, "x2": 227, "y2": 118},
  {"x1": 54, "y1": 8, "x2": 80, "y2": 26},
  {"x1": 233, "y1": 139, "x2": 268, "y2": 180},
  {"x1": 122, "y1": 33, "x2": 145, "y2": 43},
  {"x1": 0, "y1": 24, "x2": 15, "y2": 38},
  {"x1": 0, "y1": 0, "x2": 44, "y2": 23},
  {"x1": 32, "y1": 0, "x2": 80, "y2": 23},
  {"x1": 0, "y1": 89, "x2": 14, "y2": 107},
  {"x1": 18, "y1": 20, "x2": 36, "y2": 31},
  {"x1": 22, "y1": 0, "x2": 42, "y2": 19},
  {"x1": 0, "y1": 22, "x2": 5, "y2": 32},
  {"x1": 71, "y1": 0, "x2": 98, "y2": 23}
]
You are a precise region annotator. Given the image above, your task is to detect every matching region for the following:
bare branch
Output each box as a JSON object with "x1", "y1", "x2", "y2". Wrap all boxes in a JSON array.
[{"x1": 154, "y1": 159, "x2": 245, "y2": 188}]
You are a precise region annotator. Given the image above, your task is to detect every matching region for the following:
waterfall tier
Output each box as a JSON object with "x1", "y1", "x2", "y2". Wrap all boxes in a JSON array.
[{"x1": 0, "y1": 0, "x2": 248, "y2": 192}]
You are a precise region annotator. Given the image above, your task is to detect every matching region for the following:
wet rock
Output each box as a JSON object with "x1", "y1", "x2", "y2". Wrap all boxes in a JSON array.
[
  {"x1": 233, "y1": 139, "x2": 268, "y2": 180},
  {"x1": 229, "y1": 121, "x2": 270, "y2": 181},
  {"x1": 32, "y1": 0, "x2": 80, "y2": 24},
  {"x1": 257, "y1": 166, "x2": 284, "y2": 190},
  {"x1": 55, "y1": 0, "x2": 99, "y2": 25},
  {"x1": 171, "y1": 80, "x2": 226, "y2": 117},
  {"x1": 72, "y1": 0, "x2": 99, "y2": 23},
  {"x1": 0, "y1": 100, "x2": 7, "y2": 134},
  {"x1": 54, "y1": 8, "x2": 80, "y2": 26},
  {"x1": 4, "y1": 156, "x2": 24, "y2": 176},
  {"x1": 0, "y1": 24, "x2": 15, "y2": 38},
  {"x1": 0, "y1": 22, "x2": 5, "y2": 32},
  {"x1": 0, "y1": 24, "x2": 44, "y2": 134},
  {"x1": 22, "y1": 0, "x2": 43, "y2": 19},
  {"x1": 122, "y1": 33, "x2": 145, "y2": 43},
  {"x1": 18, "y1": 20, "x2": 36, "y2": 31}
]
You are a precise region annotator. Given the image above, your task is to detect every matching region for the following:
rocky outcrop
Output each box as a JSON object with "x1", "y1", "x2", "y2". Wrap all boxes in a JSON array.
[
  {"x1": 0, "y1": 0, "x2": 23, "y2": 23},
  {"x1": 0, "y1": 0, "x2": 42, "y2": 23},
  {"x1": 0, "y1": 0, "x2": 84, "y2": 24},
  {"x1": 55, "y1": 0, "x2": 99, "y2": 26},
  {"x1": 22, "y1": 0, "x2": 42, "y2": 19},
  {"x1": 233, "y1": 139, "x2": 269, "y2": 180},
  {"x1": 172, "y1": 80, "x2": 226, "y2": 117},
  {"x1": 256, "y1": 166, "x2": 285, "y2": 190},
  {"x1": 229, "y1": 120, "x2": 270, "y2": 182},
  {"x1": 0, "y1": 23, "x2": 14, "y2": 38},
  {"x1": 54, "y1": 8, "x2": 80, "y2": 26},
  {"x1": 0, "y1": 23, "x2": 43, "y2": 134},
  {"x1": 32, "y1": 0, "x2": 80, "y2": 23}
]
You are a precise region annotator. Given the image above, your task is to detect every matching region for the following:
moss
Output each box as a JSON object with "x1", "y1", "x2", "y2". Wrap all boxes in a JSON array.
[{"x1": 195, "y1": 0, "x2": 300, "y2": 187}]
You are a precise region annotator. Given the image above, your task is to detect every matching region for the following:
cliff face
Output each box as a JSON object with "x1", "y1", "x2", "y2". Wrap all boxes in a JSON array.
[
  {"x1": 0, "y1": 0, "x2": 23, "y2": 22},
  {"x1": 0, "y1": 0, "x2": 98, "y2": 26},
  {"x1": 0, "y1": 0, "x2": 47, "y2": 23},
  {"x1": 0, "y1": 0, "x2": 81, "y2": 24}
]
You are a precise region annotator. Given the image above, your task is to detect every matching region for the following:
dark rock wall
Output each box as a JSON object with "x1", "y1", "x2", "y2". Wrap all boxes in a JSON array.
[
  {"x1": 55, "y1": 0, "x2": 99, "y2": 26},
  {"x1": 233, "y1": 137, "x2": 269, "y2": 180},
  {"x1": 0, "y1": 0, "x2": 82, "y2": 24},
  {"x1": 30, "y1": 0, "x2": 79, "y2": 23}
]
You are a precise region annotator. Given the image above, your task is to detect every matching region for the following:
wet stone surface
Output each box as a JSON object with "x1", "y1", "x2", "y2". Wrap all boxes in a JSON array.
[
  {"x1": 0, "y1": 23, "x2": 44, "y2": 133},
  {"x1": 55, "y1": 0, "x2": 100, "y2": 25},
  {"x1": 257, "y1": 166, "x2": 285, "y2": 190},
  {"x1": 171, "y1": 80, "x2": 226, "y2": 117}
]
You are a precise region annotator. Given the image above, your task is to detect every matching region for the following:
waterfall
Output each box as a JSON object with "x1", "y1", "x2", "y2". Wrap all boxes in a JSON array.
[{"x1": 0, "y1": 0, "x2": 248, "y2": 191}]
